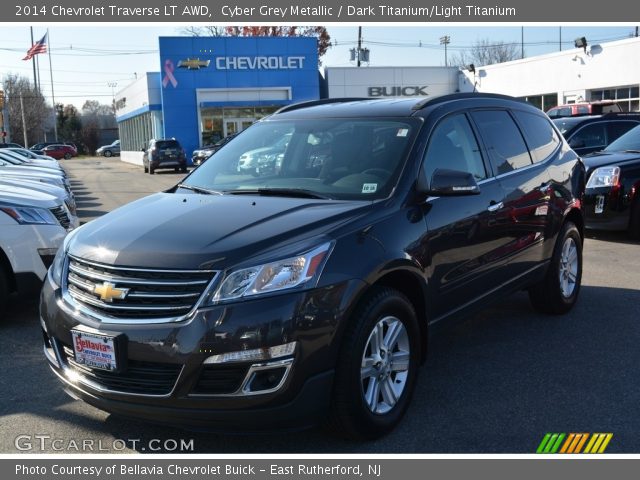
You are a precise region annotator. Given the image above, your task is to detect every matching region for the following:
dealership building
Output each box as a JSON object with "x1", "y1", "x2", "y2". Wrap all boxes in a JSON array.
[{"x1": 116, "y1": 35, "x2": 640, "y2": 165}]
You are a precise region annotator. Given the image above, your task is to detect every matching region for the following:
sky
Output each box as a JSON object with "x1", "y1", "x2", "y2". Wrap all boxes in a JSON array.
[{"x1": 0, "y1": 25, "x2": 637, "y2": 109}]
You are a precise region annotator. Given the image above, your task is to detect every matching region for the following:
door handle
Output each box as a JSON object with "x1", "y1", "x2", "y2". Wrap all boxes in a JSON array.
[{"x1": 487, "y1": 201, "x2": 504, "y2": 212}]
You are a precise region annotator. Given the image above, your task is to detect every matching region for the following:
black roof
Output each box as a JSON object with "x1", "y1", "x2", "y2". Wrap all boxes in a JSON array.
[{"x1": 270, "y1": 93, "x2": 535, "y2": 119}]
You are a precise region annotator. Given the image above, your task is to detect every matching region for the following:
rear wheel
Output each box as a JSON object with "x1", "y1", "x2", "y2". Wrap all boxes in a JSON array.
[
  {"x1": 329, "y1": 286, "x2": 421, "y2": 440},
  {"x1": 529, "y1": 221, "x2": 582, "y2": 314},
  {"x1": 149, "y1": 166, "x2": 155, "y2": 175},
  {"x1": 104, "y1": 150, "x2": 113, "y2": 158},
  {"x1": 144, "y1": 164, "x2": 148, "y2": 173},
  {"x1": 63, "y1": 153, "x2": 71, "y2": 160},
  {"x1": 180, "y1": 166, "x2": 187, "y2": 173}
]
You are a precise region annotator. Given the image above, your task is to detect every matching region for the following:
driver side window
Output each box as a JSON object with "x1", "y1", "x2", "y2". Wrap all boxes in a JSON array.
[{"x1": 423, "y1": 114, "x2": 487, "y2": 184}]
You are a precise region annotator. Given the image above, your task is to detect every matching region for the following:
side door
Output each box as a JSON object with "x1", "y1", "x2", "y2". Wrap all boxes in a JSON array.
[
  {"x1": 471, "y1": 109, "x2": 556, "y2": 277},
  {"x1": 419, "y1": 112, "x2": 513, "y2": 320}
]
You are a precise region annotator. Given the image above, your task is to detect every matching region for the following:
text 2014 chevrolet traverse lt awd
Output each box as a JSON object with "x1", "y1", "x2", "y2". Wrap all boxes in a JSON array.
[{"x1": 41, "y1": 94, "x2": 586, "y2": 439}]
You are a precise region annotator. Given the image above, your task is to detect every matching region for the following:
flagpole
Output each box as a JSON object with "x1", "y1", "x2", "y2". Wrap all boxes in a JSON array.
[
  {"x1": 30, "y1": 27, "x2": 38, "y2": 92},
  {"x1": 46, "y1": 28, "x2": 58, "y2": 141}
]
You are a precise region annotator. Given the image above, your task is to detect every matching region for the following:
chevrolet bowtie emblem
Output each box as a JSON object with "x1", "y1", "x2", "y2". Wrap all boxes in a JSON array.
[
  {"x1": 93, "y1": 282, "x2": 129, "y2": 302},
  {"x1": 177, "y1": 58, "x2": 210, "y2": 70}
]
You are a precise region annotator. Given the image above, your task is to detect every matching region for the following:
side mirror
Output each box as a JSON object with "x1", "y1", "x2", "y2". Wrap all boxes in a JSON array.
[{"x1": 418, "y1": 168, "x2": 481, "y2": 196}]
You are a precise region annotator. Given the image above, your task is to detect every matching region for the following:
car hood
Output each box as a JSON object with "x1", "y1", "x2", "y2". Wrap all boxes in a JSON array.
[
  {"x1": 68, "y1": 192, "x2": 372, "y2": 270},
  {"x1": 583, "y1": 151, "x2": 640, "y2": 171},
  {"x1": 0, "y1": 166, "x2": 65, "y2": 182},
  {"x1": 0, "y1": 178, "x2": 66, "y2": 201},
  {"x1": 0, "y1": 184, "x2": 59, "y2": 208}
]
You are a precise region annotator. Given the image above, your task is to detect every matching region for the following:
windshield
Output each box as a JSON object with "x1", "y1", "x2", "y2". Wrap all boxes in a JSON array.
[
  {"x1": 182, "y1": 118, "x2": 421, "y2": 200},
  {"x1": 604, "y1": 125, "x2": 640, "y2": 152},
  {"x1": 552, "y1": 118, "x2": 585, "y2": 135}
]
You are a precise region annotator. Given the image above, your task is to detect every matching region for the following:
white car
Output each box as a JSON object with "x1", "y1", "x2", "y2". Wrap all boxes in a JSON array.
[
  {"x1": 0, "y1": 185, "x2": 73, "y2": 313},
  {"x1": 7, "y1": 147, "x2": 59, "y2": 163}
]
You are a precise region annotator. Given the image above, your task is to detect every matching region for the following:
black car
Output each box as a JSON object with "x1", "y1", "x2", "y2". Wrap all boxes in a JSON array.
[
  {"x1": 31, "y1": 141, "x2": 77, "y2": 152},
  {"x1": 142, "y1": 138, "x2": 187, "y2": 174},
  {"x1": 553, "y1": 113, "x2": 640, "y2": 156},
  {"x1": 192, "y1": 134, "x2": 238, "y2": 166},
  {"x1": 0, "y1": 142, "x2": 24, "y2": 149},
  {"x1": 583, "y1": 124, "x2": 640, "y2": 238},
  {"x1": 41, "y1": 94, "x2": 585, "y2": 439}
]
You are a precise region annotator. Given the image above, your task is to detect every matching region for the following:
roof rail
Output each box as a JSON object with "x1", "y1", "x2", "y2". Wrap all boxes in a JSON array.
[
  {"x1": 274, "y1": 97, "x2": 372, "y2": 114},
  {"x1": 411, "y1": 92, "x2": 527, "y2": 111}
]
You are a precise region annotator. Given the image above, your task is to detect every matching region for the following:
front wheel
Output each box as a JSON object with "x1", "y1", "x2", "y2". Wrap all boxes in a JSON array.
[
  {"x1": 104, "y1": 150, "x2": 113, "y2": 158},
  {"x1": 529, "y1": 221, "x2": 582, "y2": 314},
  {"x1": 329, "y1": 286, "x2": 421, "y2": 440}
]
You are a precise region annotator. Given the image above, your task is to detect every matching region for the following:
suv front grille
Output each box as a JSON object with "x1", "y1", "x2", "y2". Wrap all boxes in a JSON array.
[
  {"x1": 61, "y1": 344, "x2": 181, "y2": 395},
  {"x1": 64, "y1": 256, "x2": 217, "y2": 320},
  {"x1": 50, "y1": 205, "x2": 70, "y2": 229}
]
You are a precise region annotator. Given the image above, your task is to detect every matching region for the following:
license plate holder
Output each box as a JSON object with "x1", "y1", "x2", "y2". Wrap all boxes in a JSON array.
[
  {"x1": 71, "y1": 329, "x2": 125, "y2": 372},
  {"x1": 595, "y1": 195, "x2": 605, "y2": 214}
]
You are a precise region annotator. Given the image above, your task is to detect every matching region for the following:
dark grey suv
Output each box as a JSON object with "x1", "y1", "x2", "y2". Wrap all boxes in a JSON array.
[{"x1": 41, "y1": 94, "x2": 585, "y2": 439}]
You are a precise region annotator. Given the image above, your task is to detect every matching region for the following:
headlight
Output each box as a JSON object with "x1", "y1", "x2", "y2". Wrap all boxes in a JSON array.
[
  {"x1": 0, "y1": 205, "x2": 58, "y2": 226},
  {"x1": 49, "y1": 245, "x2": 66, "y2": 285},
  {"x1": 586, "y1": 166, "x2": 620, "y2": 188},
  {"x1": 210, "y1": 242, "x2": 333, "y2": 304}
]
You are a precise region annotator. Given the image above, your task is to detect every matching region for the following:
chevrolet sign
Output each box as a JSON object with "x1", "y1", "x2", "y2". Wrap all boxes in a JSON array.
[
  {"x1": 368, "y1": 86, "x2": 429, "y2": 97},
  {"x1": 215, "y1": 56, "x2": 305, "y2": 70}
]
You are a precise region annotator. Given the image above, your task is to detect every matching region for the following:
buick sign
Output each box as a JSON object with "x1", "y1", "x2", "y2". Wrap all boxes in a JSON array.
[{"x1": 368, "y1": 86, "x2": 428, "y2": 97}]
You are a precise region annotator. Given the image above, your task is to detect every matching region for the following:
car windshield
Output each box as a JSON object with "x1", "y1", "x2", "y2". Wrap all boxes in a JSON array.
[
  {"x1": 181, "y1": 118, "x2": 421, "y2": 200},
  {"x1": 604, "y1": 125, "x2": 640, "y2": 152},
  {"x1": 552, "y1": 117, "x2": 588, "y2": 135},
  {"x1": 156, "y1": 140, "x2": 180, "y2": 150}
]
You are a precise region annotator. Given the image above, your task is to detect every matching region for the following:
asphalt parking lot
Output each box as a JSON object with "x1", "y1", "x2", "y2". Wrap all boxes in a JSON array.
[{"x1": 1, "y1": 156, "x2": 639, "y2": 453}]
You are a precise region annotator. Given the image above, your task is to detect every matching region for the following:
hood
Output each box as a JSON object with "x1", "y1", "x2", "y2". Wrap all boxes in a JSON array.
[
  {"x1": 0, "y1": 163, "x2": 64, "y2": 178},
  {"x1": 0, "y1": 166, "x2": 65, "y2": 183},
  {"x1": 583, "y1": 151, "x2": 640, "y2": 171},
  {"x1": 0, "y1": 184, "x2": 59, "y2": 208},
  {"x1": 0, "y1": 178, "x2": 66, "y2": 201},
  {"x1": 68, "y1": 192, "x2": 371, "y2": 270},
  {"x1": 26, "y1": 159, "x2": 63, "y2": 170}
]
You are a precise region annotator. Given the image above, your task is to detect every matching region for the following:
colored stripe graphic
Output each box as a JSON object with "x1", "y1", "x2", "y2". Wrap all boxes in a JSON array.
[{"x1": 537, "y1": 433, "x2": 613, "y2": 454}]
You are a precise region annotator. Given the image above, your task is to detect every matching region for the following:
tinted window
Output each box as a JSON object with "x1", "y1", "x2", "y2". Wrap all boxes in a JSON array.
[
  {"x1": 569, "y1": 124, "x2": 606, "y2": 149},
  {"x1": 155, "y1": 140, "x2": 181, "y2": 150},
  {"x1": 471, "y1": 110, "x2": 532, "y2": 175},
  {"x1": 513, "y1": 111, "x2": 561, "y2": 163},
  {"x1": 606, "y1": 122, "x2": 638, "y2": 143},
  {"x1": 423, "y1": 114, "x2": 487, "y2": 183},
  {"x1": 605, "y1": 124, "x2": 640, "y2": 151}
]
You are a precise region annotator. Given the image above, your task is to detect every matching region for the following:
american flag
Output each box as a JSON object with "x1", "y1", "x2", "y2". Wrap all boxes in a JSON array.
[{"x1": 22, "y1": 33, "x2": 47, "y2": 61}]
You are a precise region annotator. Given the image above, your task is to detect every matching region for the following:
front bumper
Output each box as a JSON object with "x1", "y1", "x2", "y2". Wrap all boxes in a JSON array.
[
  {"x1": 40, "y1": 273, "x2": 365, "y2": 430},
  {"x1": 584, "y1": 187, "x2": 630, "y2": 231}
]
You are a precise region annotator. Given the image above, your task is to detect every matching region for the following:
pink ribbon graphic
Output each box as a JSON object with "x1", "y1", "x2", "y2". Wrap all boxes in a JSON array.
[{"x1": 162, "y1": 59, "x2": 178, "y2": 88}]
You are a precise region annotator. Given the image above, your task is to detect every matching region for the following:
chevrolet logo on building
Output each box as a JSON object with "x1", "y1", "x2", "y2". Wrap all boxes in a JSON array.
[
  {"x1": 177, "y1": 58, "x2": 211, "y2": 70},
  {"x1": 93, "y1": 282, "x2": 129, "y2": 302}
]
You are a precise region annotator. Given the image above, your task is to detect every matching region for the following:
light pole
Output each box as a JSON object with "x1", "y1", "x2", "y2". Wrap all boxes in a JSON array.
[
  {"x1": 440, "y1": 35, "x2": 451, "y2": 66},
  {"x1": 108, "y1": 82, "x2": 118, "y2": 114}
]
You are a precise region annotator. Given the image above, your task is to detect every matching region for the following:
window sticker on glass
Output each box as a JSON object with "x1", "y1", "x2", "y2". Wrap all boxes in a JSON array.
[
  {"x1": 362, "y1": 183, "x2": 378, "y2": 194},
  {"x1": 397, "y1": 128, "x2": 409, "y2": 137}
]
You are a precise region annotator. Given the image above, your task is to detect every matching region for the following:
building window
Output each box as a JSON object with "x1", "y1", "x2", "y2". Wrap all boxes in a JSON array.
[
  {"x1": 591, "y1": 85, "x2": 640, "y2": 112},
  {"x1": 199, "y1": 106, "x2": 280, "y2": 146},
  {"x1": 118, "y1": 112, "x2": 155, "y2": 151},
  {"x1": 519, "y1": 93, "x2": 558, "y2": 112}
]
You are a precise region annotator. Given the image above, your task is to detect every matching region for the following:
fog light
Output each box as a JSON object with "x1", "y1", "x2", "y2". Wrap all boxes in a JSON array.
[
  {"x1": 203, "y1": 341, "x2": 296, "y2": 365},
  {"x1": 246, "y1": 366, "x2": 287, "y2": 392}
]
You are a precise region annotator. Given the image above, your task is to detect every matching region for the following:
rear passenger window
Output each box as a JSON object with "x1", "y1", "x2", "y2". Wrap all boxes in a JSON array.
[
  {"x1": 471, "y1": 110, "x2": 532, "y2": 175},
  {"x1": 423, "y1": 114, "x2": 487, "y2": 183},
  {"x1": 570, "y1": 124, "x2": 606, "y2": 149},
  {"x1": 606, "y1": 122, "x2": 638, "y2": 143},
  {"x1": 513, "y1": 111, "x2": 561, "y2": 163}
]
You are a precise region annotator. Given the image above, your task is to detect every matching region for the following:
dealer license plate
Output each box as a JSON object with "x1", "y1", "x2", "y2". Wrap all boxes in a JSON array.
[{"x1": 71, "y1": 329, "x2": 118, "y2": 371}]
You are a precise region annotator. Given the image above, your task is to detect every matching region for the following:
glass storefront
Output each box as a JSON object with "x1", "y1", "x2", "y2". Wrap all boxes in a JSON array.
[{"x1": 199, "y1": 106, "x2": 280, "y2": 146}]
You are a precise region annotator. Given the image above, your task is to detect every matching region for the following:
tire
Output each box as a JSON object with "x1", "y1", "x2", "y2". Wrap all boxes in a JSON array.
[
  {"x1": 329, "y1": 286, "x2": 421, "y2": 440},
  {"x1": 64, "y1": 153, "x2": 71, "y2": 160},
  {"x1": 149, "y1": 167, "x2": 155, "y2": 175},
  {"x1": 180, "y1": 167, "x2": 187, "y2": 173},
  {"x1": 630, "y1": 202, "x2": 640, "y2": 241},
  {"x1": 104, "y1": 150, "x2": 113, "y2": 158},
  {"x1": 0, "y1": 264, "x2": 9, "y2": 316},
  {"x1": 144, "y1": 164, "x2": 148, "y2": 173},
  {"x1": 174, "y1": 167, "x2": 179, "y2": 172},
  {"x1": 529, "y1": 221, "x2": 582, "y2": 314}
]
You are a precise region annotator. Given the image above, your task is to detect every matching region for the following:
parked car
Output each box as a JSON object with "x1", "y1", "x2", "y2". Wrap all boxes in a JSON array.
[
  {"x1": 237, "y1": 132, "x2": 292, "y2": 175},
  {"x1": 31, "y1": 142, "x2": 77, "y2": 152},
  {"x1": 0, "y1": 176, "x2": 76, "y2": 219},
  {"x1": 0, "y1": 158, "x2": 72, "y2": 196},
  {"x1": 96, "y1": 140, "x2": 120, "y2": 157},
  {"x1": 192, "y1": 134, "x2": 238, "y2": 166},
  {"x1": 547, "y1": 101, "x2": 622, "y2": 118},
  {"x1": 0, "y1": 149, "x2": 63, "y2": 172},
  {"x1": 143, "y1": 138, "x2": 187, "y2": 174},
  {"x1": 553, "y1": 114, "x2": 640, "y2": 156},
  {"x1": 41, "y1": 94, "x2": 585, "y2": 439},
  {"x1": 42, "y1": 144, "x2": 77, "y2": 160},
  {"x1": 0, "y1": 185, "x2": 71, "y2": 314},
  {"x1": 0, "y1": 142, "x2": 24, "y2": 149},
  {"x1": 583, "y1": 124, "x2": 640, "y2": 238},
  {"x1": 7, "y1": 147, "x2": 57, "y2": 162}
]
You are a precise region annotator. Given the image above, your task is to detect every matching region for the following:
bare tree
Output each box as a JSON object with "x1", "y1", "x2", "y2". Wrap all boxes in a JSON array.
[
  {"x1": 179, "y1": 26, "x2": 227, "y2": 37},
  {"x1": 451, "y1": 38, "x2": 521, "y2": 67},
  {"x1": 2, "y1": 74, "x2": 51, "y2": 146}
]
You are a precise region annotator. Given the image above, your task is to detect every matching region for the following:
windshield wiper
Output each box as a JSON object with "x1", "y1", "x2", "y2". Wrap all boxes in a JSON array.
[
  {"x1": 176, "y1": 183, "x2": 223, "y2": 195},
  {"x1": 227, "y1": 188, "x2": 332, "y2": 200},
  {"x1": 623, "y1": 150, "x2": 640, "y2": 154}
]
